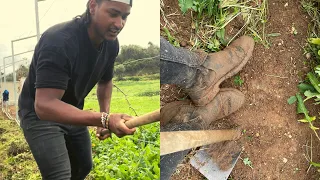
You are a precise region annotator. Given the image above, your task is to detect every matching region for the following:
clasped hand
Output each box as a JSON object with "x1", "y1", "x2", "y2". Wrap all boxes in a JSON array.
[{"x1": 96, "y1": 113, "x2": 136, "y2": 140}]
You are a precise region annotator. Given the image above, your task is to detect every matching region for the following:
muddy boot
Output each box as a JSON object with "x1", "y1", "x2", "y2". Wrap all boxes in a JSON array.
[
  {"x1": 160, "y1": 88, "x2": 245, "y2": 127},
  {"x1": 160, "y1": 36, "x2": 254, "y2": 106},
  {"x1": 188, "y1": 36, "x2": 254, "y2": 105}
]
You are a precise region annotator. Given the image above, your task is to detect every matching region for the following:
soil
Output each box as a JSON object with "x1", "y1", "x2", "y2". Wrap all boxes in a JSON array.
[{"x1": 161, "y1": 0, "x2": 320, "y2": 179}]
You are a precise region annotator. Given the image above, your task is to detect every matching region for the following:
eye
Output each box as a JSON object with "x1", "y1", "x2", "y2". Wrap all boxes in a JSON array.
[
  {"x1": 109, "y1": 12, "x2": 118, "y2": 18},
  {"x1": 122, "y1": 15, "x2": 128, "y2": 20}
]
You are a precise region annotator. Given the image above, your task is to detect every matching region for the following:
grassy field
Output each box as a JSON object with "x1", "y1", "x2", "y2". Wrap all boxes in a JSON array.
[
  {"x1": 0, "y1": 78, "x2": 160, "y2": 180},
  {"x1": 0, "y1": 119, "x2": 41, "y2": 179}
]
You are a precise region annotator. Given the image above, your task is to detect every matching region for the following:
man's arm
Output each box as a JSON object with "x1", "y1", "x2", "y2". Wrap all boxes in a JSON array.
[
  {"x1": 97, "y1": 80, "x2": 113, "y2": 113},
  {"x1": 35, "y1": 88, "x2": 102, "y2": 127}
]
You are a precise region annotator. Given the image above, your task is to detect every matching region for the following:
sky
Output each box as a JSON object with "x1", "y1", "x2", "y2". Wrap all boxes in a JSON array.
[{"x1": 0, "y1": 0, "x2": 160, "y2": 74}]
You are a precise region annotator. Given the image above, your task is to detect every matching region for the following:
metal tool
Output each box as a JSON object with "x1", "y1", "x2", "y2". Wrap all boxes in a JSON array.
[{"x1": 160, "y1": 129, "x2": 242, "y2": 180}]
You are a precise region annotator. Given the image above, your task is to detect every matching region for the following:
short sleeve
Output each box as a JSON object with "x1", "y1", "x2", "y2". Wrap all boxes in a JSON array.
[
  {"x1": 35, "y1": 49, "x2": 71, "y2": 90},
  {"x1": 100, "y1": 39, "x2": 119, "y2": 82}
]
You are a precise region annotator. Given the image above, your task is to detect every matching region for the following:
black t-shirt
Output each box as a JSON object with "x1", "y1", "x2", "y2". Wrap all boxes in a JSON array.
[{"x1": 18, "y1": 17, "x2": 119, "y2": 117}]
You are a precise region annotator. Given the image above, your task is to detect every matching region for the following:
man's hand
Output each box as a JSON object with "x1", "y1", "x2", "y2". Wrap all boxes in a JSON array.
[
  {"x1": 96, "y1": 127, "x2": 111, "y2": 140},
  {"x1": 108, "y1": 113, "x2": 136, "y2": 137}
]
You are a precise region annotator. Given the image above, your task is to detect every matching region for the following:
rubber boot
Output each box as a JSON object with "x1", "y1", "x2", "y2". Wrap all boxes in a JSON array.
[
  {"x1": 161, "y1": 88, "x2": 245, "y2": 127},
  {"x1": 187, "y1": 36, "x2": 254, "y2": 106}
]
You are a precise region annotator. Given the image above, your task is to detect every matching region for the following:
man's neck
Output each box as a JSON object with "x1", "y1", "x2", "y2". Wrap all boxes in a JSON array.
[{"x1": 87, "y1": 24, "x2": 104, "y2": 50}]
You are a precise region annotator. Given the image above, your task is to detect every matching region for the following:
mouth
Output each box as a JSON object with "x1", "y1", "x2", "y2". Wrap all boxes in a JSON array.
[{"x1": 108, "y1": 29, "x2": 120, "y2": 37}]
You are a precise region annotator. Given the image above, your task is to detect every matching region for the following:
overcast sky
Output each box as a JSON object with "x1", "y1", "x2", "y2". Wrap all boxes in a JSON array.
[{"x1": 0, "y1": 0, "x2": 159, "y2": 74}]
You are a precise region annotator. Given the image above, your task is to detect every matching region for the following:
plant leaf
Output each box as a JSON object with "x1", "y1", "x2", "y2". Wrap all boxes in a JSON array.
[
  {"x1": 296, "y1": 93, "x2": 310, "y2": 119},
  {"x1": 298, "y1": 119, "x2": 309, "y2": 123},
  {"x1": 310, "y1": 124, "x2": 319, "y2": 130},
  {"x1": 308, "y1": 38, "x2": 320, "y2": 45},
  {"x1": 287, "y1": 96, "x2": 297, "y2": 105},
  {"x1": 307, "y1": 72, "x2": 320, "y2": 94},
  {"x1": 216, "y1": 28, "x2": 226, "y2": 45},
  {"x1": 304, "y1": 90, "x2": 320, "y2": 102},
  {"x1": 316, "y1": 67, "x2": 320, "y2": 77},
  {"x1": 266, "y1": 33, "x2": 281, "y2": 37},
  {"x1": 243, "y1": 157, "x2": 253, "y2": 169},
  {"x1": 311, "y1": 161, "x2": 320, "y2": 167},
  {"x1": 178, "y1": 0, "x2": 194, "y2": 14},
  {"x1": 298, "y1": 83, "x2": 316, "y2": 93},
  {"x1": 310, "y1": 116, "x2": 316, "y2": 121}
]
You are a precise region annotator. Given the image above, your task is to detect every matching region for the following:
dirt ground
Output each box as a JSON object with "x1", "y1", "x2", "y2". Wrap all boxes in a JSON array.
[{"x1": 160, "y1": 0, "x2": 320, "y2": 180}]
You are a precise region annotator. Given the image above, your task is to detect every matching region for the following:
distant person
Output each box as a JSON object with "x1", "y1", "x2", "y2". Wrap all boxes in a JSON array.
[
  {"x1": 3, "y1": 89, "x2": 9, "y2": 111},
  {"x1": 18, "y1": 0, "x2": 136, "y2": 179}
]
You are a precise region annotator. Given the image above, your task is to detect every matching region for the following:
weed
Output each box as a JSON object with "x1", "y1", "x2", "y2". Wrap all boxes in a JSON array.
[
  {"x1": 163, "y1": 27, "x2": 180, "y2": 47},
  {"x1": 234, "y1": 75, "x2": 244, "y2": 86},
  {"x1": 243, "y1": 157, "x2": 253, "y2": 169},
  {"x1": 176, "y1": 0, "x2": 270, "y2": 52}
]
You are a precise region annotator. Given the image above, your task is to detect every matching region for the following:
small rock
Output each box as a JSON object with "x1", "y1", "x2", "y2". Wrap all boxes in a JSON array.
[
  {"x1": 284, "y1": 2, "x2": 288, "y2": 7},
  {"x1": 306, "y1": 53, "x2": 311, "y2": 59},
  {"x1": 256, "y1": 133, "x2": 260, "y2": 137},
  {"x1": 283, "y1": 158, "x2": 288, "y2": 163},
  {"x1": 180, "y1": 41, "x2": 187, "y2": 47},
  {"x1": 288, "y1": 135, "x2": 292, "y2": 138}
]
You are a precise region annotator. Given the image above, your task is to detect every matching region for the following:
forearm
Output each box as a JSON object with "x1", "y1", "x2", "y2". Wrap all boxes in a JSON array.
[
  {"x1": 97, "y1": 80, "x2": 113, "y2": 113},
  {"x1": 35, "y1": 99, "x2": 102, "y2": 127}
]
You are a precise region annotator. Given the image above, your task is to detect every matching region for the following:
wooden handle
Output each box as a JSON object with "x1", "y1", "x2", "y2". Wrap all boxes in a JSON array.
[
  {"x1": 160, "y1": 130, "x2": 241, "y2": 156},
  {"x1": 124, "y1": 109, "x2": 160, "y2": 128}
]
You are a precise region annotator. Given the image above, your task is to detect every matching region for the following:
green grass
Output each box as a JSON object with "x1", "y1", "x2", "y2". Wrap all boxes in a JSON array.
[{"x1": 84, "y1": 80, "x2": 159, "y2": 116}]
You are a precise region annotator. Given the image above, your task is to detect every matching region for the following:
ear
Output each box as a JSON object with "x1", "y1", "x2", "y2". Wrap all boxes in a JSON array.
[{"x1": 89, "y1": 0, "x2": 97, "y2": 15}]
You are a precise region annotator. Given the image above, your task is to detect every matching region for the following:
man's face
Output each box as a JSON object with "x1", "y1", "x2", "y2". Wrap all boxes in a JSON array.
[{"x1": 90, "y1": 0, "x2": 131, "y2": 41}]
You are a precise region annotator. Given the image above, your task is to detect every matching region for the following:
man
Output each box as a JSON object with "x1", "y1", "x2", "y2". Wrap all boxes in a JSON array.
[
  {"x1": 3, "y1": 89, "x2": 9, "y2": 111},
  {"x1": 160, "y1": 35, "x2": 254, "y2": 179},
  {"x1": 18, "y1": 0, "x2": 135, "y2": 179}
]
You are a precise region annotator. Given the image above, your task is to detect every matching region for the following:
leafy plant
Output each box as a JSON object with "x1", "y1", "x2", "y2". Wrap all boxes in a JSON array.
[
  {"x1": 243, "y1": 157, "x2": 253, "y2": 169},
  {"x1": 178, "y1": 0, "x2": 193, "y2": 14},
  {"x1": 288, "y1": 1, "x2": 320, "y2": 169},
  {"x1": 234, "y1": 75, "x2": 244, "y2": 86}
]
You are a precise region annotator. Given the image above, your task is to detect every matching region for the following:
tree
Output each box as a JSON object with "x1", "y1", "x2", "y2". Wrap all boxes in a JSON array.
[{"x1": 5, "y1": 65, "x2": 29, "y2": 82}]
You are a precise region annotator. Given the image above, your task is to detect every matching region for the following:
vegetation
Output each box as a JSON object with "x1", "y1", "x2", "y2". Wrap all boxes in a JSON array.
[
  {"x1": 288, "y1": 0, "x2": 320, "y2": 171},
  {"x1": 0, "y1": 118, "x2": 41, "y2": 179},
  {"x1": 114, "y1": 43, "x2": 160, "y2": 80},
  {"x1": 161, "y1": 0, "x2": 270, "y2": 52}
]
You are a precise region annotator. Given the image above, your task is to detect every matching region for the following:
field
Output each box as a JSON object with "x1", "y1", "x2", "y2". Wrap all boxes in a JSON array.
[{"x1": 0, "y1": 78, "x2": 160, "y2": 180}]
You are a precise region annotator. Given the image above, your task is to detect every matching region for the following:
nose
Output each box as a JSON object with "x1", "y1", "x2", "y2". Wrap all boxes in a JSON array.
[{"x1": 114, "y1": 16, "x2": 124, "y2": 30}]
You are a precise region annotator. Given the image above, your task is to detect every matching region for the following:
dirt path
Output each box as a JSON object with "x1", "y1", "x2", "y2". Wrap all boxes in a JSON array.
[{"x1": 161, "y1": 0, "x2": 320, "y2": 179}]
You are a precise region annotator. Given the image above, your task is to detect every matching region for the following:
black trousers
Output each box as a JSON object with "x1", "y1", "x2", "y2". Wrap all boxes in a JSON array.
[{"x1": 19, "y1": 111, "x2": 92, "y2": 180}]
